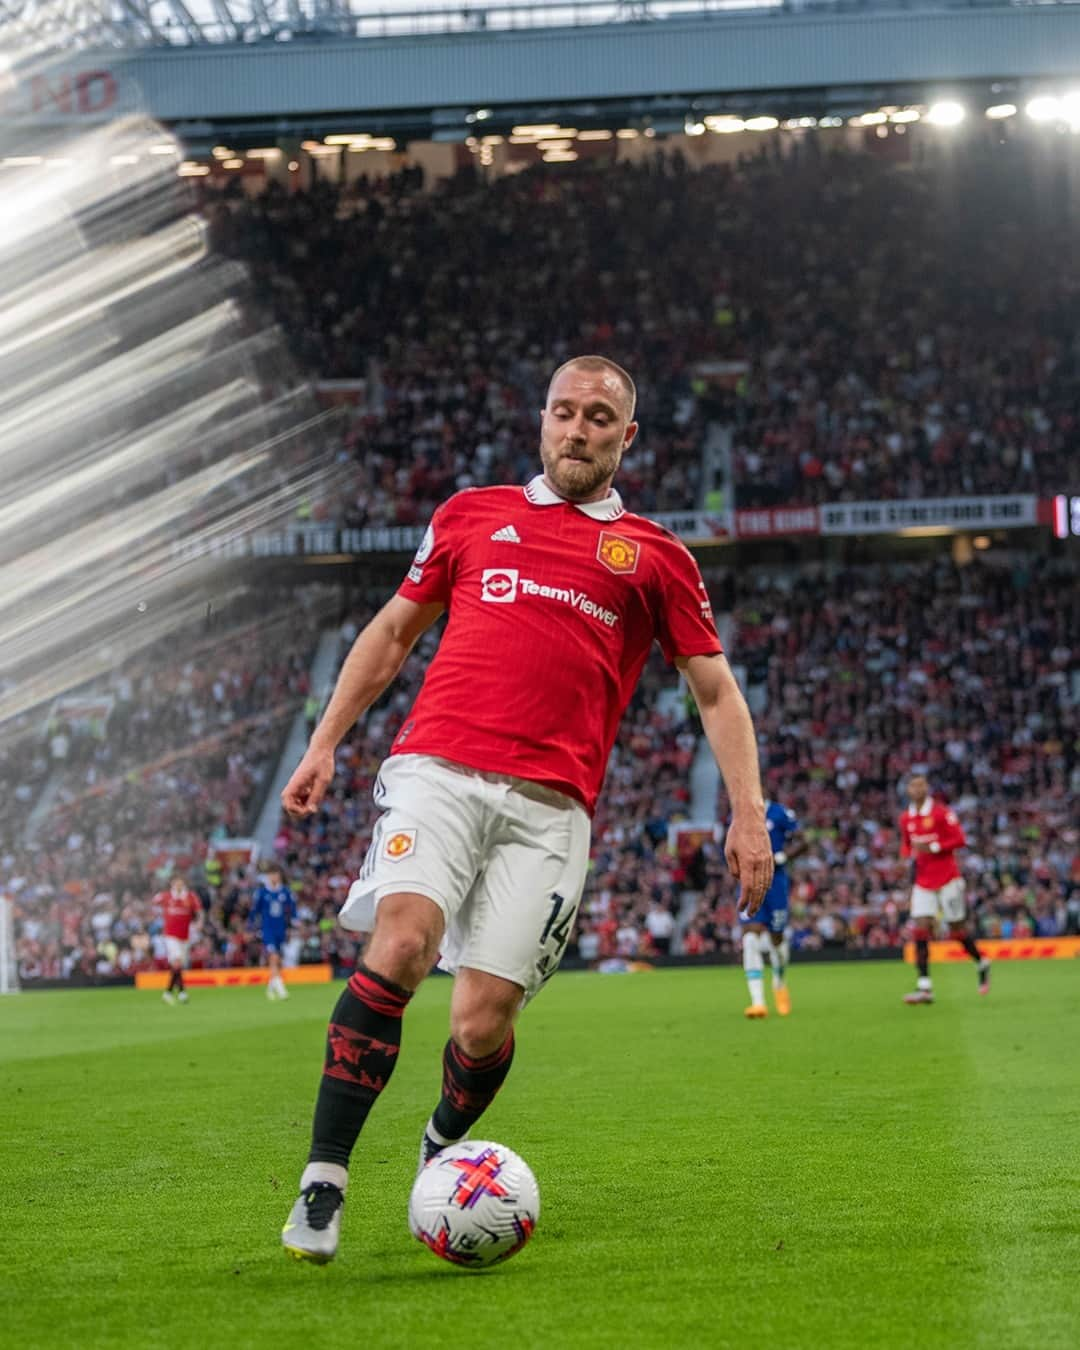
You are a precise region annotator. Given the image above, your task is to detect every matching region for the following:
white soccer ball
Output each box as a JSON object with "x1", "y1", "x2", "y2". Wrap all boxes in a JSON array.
[{"x1": 408, "y1": 1140, "x2": 540, "y2": 1268}]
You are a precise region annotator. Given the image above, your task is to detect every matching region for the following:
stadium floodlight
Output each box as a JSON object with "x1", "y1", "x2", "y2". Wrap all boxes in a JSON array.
[
  {"x1": 1061, "y1": 93, "x2": 1080, "y2": 129},
  {"x1": 745, "y1": 116, "x2": 779, "y2": 132},
  {"x1": 889, "y1": 109, "x2": 921, "y2": 124},
  {"x1": 851, "y1": 111, "x2": 888, "y2": 126},
  {"x1": 926, "y1": 102, "x2": 965, "y2": 127},
  {"x1": 985, "y1": 104, "x2": 1018, "y2": 120},
  {"x1": 818, "y1": 116, "x2": 844, "y2": 129},
  {"x1": 1025, "y1": 97, "x2": 1059, "y2": 122},
  {"x1": 684, "y1": 121, "x2": 706, "y2": 136},
  {"x1": 705, "y1": 116, "x2": 745, "y2": 134}
]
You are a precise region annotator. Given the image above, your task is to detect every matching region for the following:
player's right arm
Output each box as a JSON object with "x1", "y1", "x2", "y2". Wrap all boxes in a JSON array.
[{"x1": 281, "y1": 594, "x2": 444, "y2": 817}]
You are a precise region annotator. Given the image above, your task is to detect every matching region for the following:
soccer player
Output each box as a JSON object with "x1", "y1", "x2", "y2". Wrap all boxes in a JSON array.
[
  {"x1": 251, "y1": 865, "x2": 297, "y2": 1000},
  {"x1": 900, "y1": 773, "x2": 990, "y2": 1005},
  {"x1": 737, "y1": 799, "x2": 803, "y2": 1018},
  {"x1": 277, "y1": 355, "x2": 774, "y2": 1264},
  {"x1": 153, "y1": 874, "x2": 201, "y2": 1005}
]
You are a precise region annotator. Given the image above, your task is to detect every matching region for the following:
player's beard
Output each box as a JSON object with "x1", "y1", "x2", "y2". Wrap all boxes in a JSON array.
[{"x1": 539, "y1": 441, "x2": 622, "y2": 502}]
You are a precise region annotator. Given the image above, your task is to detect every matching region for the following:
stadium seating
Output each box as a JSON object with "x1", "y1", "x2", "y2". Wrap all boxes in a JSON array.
[
  {"x1": 209, "y1": 147, "x2": 1078, "y2": 516},
  {"x1": 7, "y1": 143, "x2": 1079, "y2": 979}
]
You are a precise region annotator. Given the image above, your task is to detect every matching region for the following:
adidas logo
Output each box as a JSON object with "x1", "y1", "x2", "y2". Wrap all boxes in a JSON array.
[{"x1": 490, "y1": 524, "x2": 522, "y2": 543}]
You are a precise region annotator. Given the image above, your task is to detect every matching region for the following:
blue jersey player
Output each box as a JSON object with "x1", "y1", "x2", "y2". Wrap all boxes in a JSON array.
[
  {"x1": 736, "y1": 801, "x2": 803, "y2": 1019},
  {"x1": 251, "y1": 866, "x2": 297, "y2": 1001}
]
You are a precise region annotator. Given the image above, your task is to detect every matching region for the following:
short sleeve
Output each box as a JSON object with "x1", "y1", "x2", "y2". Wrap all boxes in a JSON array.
[
  {"x1": 652, "y1": 537, "x2": 723, "y2": 664},
  {"x1": 397, "y1": 497, "x2": 459, "y2": 606}
]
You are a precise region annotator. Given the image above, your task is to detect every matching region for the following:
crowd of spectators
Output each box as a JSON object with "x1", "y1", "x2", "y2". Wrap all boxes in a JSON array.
[
  {"x1": 682, "y1": 554, "x2": 1079, "y2": 957},
  {"x1": 6, "y1": 139, "x2": 1079, "y2": 982},
  {"x1": 207, "y1": 142, "x2": 1079, "y2": 518},
  {"x1": 7, "y1": 550, "x2": 1076, "y2": 983},
  {"x1": 5, "y1": 589, "x2": 334, "y2": 981}
]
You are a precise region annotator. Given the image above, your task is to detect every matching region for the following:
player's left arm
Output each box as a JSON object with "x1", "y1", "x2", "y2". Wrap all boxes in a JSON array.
[
  {"x1": 934, "y1": 807, "x2": 967, "y2": 855},
  {"x1": 776, "y1": 829, "x2": 808, "y2": 867},
  {"x1": 680, "y1": 652, "x2": 773, "y2": 914}
]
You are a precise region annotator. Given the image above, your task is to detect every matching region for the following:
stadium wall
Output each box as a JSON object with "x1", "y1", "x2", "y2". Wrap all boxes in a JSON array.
[{"x1": 54, "y1": 10, "x2": 1080, "y2": 125}]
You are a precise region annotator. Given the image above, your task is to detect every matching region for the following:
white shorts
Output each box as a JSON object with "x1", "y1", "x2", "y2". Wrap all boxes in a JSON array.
[
  {"x1": 910, "y1": 878, "x2": 967, "y2": 926},
  {"x1": 340, "y1": 754, "x2": 591, "y2": 999},
  {"x1": 165, "y1": 936, "x2": 189, "y2": 966}
]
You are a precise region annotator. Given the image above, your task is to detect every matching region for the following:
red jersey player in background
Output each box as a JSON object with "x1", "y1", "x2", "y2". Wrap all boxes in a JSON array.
[
  {"x1": 277, "y1": 355, "x2": 774, "y2": 1264},
  {"x1": 900, "y1": 773, "x2": 990, "y2": 1005},
  {"x1": 153, "y1": 874, "x2": 202, "y2": 1005}
]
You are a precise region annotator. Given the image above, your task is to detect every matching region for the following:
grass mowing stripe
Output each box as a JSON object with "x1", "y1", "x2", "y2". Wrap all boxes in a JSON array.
[{"x1": 1, "y1": 963, "x2": 1077, "y2": 1348}]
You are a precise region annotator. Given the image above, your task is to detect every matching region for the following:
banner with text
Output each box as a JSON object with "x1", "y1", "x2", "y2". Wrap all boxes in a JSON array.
[
  {"x1": 904, "y1": 937, "x2": 1080, "y2": 964},
  {"x1": 820, "y1": 495, "x2": 1038, "y2": 536},
  {"x1": 168, "y1": 494, "x2": 1044, "y2": 559},
  {"x1": 135, "y1": 964, "x2": 333, "y2": 990}
]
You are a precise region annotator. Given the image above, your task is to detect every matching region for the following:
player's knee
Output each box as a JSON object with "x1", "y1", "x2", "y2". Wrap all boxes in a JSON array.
[
  {"x1": 370, "y1": 932, "x2": 437, "y2": 984},
  {"x1": 451, "y1": 1006, "x2": 515, "y2": 1059},
  {"x1": 366, "y1": 893, "x2": 444, "y2": 983},
  {"x1": 911, "y1": 926, "x2": 932, "y2": 943}
]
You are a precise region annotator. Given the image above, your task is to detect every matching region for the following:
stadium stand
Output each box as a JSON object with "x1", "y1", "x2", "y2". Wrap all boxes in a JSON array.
[
  {"x1": 8, "y1": 553, "x2": 1077, "y2": 980},
  {"x1": 6, "y1": 140, "x2": 1079, "y2": 981},
  {"x1": 208, "y1": 145, "x2": 1079, "y2": 518}
]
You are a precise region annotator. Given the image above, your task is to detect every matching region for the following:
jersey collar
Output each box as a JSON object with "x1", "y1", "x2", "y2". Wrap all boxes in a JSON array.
[
  {"x1": 908, "y1": 797, "x2": 934, "y2": 817},
  {"x1": 524, "y1": 475, "x2": 625, "y2": 521}
]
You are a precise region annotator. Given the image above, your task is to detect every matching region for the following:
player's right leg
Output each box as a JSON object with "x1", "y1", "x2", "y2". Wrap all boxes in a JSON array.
[
  {"x1": 904, "y1": 887, "x2": 937, "y2": 1004},
  {"x1": 742, "y1": 926, "x2": 768, "y2": 1017},
  {"x1": 282, "y1": 892, "x2": 443, "y2": 1264}
]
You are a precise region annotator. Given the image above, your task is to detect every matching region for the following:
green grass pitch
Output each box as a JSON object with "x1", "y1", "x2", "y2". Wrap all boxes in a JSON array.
[{"x1": 3, "y1": 962, "x2": 1079, "y2": 1349}]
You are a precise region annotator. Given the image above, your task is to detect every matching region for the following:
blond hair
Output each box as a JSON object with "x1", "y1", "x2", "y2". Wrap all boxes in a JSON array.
[{"x1": 547, "y1": 355, "x2": 637, "y2": 420}]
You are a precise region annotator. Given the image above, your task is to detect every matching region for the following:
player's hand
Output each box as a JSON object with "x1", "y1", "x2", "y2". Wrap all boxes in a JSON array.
[
  {"x1": 725, "y1": 811, "x2": 774, "y2": 916},
  {"x1": 281, "y1": 745, "x2": 335, "y2": 817}
]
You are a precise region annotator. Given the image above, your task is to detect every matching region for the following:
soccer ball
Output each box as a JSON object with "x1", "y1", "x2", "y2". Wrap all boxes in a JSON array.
[{"x1": 408, "y1": 1140, "x2": 540, "y2": 1268}]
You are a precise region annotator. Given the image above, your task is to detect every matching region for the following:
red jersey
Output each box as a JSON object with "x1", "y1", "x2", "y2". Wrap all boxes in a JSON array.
[
  {"x1": 393, "y1": 477, "x2": 722, "y2": 813},
  {"x1": 154, "y1": 888, "x2": 201, "y2": 940},
  {"x1": 899, "y1": 798, "x2": 966, "y2": 889}
]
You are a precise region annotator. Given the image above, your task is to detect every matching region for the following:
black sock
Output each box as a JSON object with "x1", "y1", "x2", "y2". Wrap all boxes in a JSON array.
[
  {"x1": 959, "y1": 934, "x2": 982, "y2": 964},
  {"x1": 169, "y1": 968, "x2": 181, "y2": 992},
  {"x1": 432, "y1": 1033, "x2": 515, "y2": 1142},
  {"x1": 915, "y1": 939, "x2": 929, "y2": 981},
  {"x1": 308, "y1": 962, "x2": 412, "y2": 1169},
  {"x1": 175, "y1": 970, "x2": 185, "y2": 993}
]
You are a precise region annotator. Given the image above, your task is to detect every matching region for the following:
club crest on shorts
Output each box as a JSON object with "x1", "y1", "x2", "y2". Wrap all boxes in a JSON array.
[
  {"x1": 383, "y1": 829, "x2": 417, "y2": 862},
  {"x1": 596, "y1": 532, "x2": 639, "y2": 575}
]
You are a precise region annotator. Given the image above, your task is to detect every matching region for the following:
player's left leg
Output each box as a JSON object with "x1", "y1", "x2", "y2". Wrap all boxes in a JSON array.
[
  {"x1": 267, "y1": 949, "x2": 288, "y2": 1000},
  {"x1": 942, "y1": 881, "x2": 990, "y2": 993},
  {"x1": 768, "y1": 928, "x2": 792, "y2": 1016},
  {"x1": 418, "y1": 781, "x2": 590, "y2": 1166},
  {"x1": 420, "y1": 969, "x2": 520, "y2": 1168}
]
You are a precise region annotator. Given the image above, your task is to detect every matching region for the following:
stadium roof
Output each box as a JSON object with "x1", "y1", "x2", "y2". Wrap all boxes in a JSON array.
[{"x1": 2, "y1": 0, "x2": 1059, "y2": 50}]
